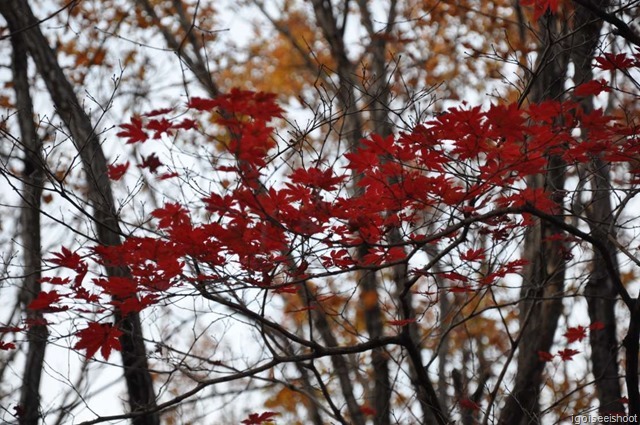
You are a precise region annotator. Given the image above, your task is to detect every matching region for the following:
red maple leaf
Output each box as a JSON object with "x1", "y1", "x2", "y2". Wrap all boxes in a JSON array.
[
  {"x1": 39, "y1": 276, "x2": 72, "y2": 285},
  {"x1": 459, "y1": 398, "x2": 480, "y2": 411},
  {"x1": 146, "y1": 118, "x2": 173, "y2": 139},
  {"x1": 107, "y1": 161, "x2": 129, "y2": 181},
  {"x1": 187, "y1": 97, "x2": 218, "y2": 111},
  {"x1": 27, "y1": 290, "x2": 67, "y2": 312},
  {"x1": 47, "y1": 246, "x2": 85, "y2": 272},
  {"x1": 538, "y1": 350, "x2": 555, "y2": 362},
  {"x1": 595, "y1": 53, "x2": 635, "y2": 70},
  {"x1": 94, "y1": 277, "x2": 138, "y2": 298},
  {"x1": 460, "y1": 248, "x2": 486, "y2": 262},
  {"x1": 172, "y1": 118, "x2": 198, "y2": 130},
  {"x1": 138, "y1": 153, "x2": 164, "y2": 173},
  {"x1": 289, "y1": 167, "x2": 346, "y2": 191},
  {"x1": 564, "y1": 326, "x2": 587, "y2": 343},
  {"x1": 241, "y1": 411, "x2": 280, "y2": 425},
  {"x1": 447, "y1": 286, "x2": 475, "y2": 293},
  {"x1": 111, "y1": 294, "x2": 158, "y2": 315},
  {"x1": 0, "y1": 341, "x2": 16, "y2": 350},
  {"x1": 387, "y1": 318, "x2": 417, "y2": 326},
  {"x1": 142, "y1": 107, "x2": 174, "y2": 117},
  {"x1": 360, "y1": 405, "x2": 377, "y2": 416},
  {"x1": 151, "y1": 202, "x2": 190, "y2": 229},
  {"x1": 157, "y1": 172, "x2": 179, "y2": 180},
  {"x1": 0, "y1": 325, "x2": 22, "y2": 333},
  {"x1": 116, "y1": 117, "x2": 148, "y2": 144},
  {"x1": 74, "y1": 322, "x2": 123, "y2": 360},
  {"x1": 557, "y1": 348, "x2": 580, "y2": 361},
  {"x1": 574, "y1": 79, "x2": 611, "y2": 97},
  {"x1": 521, "y1": 0, "x2": 559, "y2": 21}
]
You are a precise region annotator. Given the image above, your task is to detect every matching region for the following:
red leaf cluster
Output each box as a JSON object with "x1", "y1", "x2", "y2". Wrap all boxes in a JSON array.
[
  {"x1": 187, "y1": 89, "x2": 283, "y2": 167},
  {"x1": 38, "y1": 84, "x2": 640, "y2": 364}
]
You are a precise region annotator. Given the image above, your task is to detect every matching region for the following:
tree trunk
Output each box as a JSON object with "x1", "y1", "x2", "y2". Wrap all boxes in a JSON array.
[
  {"x1": 10, "y1": 28, "x2": 48, "y2": 425},
  {"x1": 500, "y1": 12, "x2": 570, "y2": 425},
  {"x1": 308, "y1": 2, "x2": 393, "y2": 423},
  {"x1": 570, "y1": 0, "x2": 624, "y2": 415},
  {"x1": 0, "y1": 3, "x2": 159, "y2": 424}
]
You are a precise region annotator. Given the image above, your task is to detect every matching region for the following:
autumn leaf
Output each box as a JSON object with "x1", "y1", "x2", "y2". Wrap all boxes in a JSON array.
[
  {"x1": 142, "y1": 107, "x2": 173, "y2": 117},
  {"x1": 47, "y1": 246, "x2": 85, "y2": 272},
  {"x1": 447, "y1": 286, "x2": 475, "y2": 293},
  {"x1": 93, "y1": 277, "x2": 138, "y2": 298},
  {"x1": 187, "y1": 96, "x2": 218, "y2": 111},
  {"x1": 74, "y1": 322, "x2": 123, "y2": 360},
  {"x1": 0, "y1": 341, "x2": 16, "y2": 350},
  {"x1": 574, "y1": 79, "x2": 611, "y2": 97},
  {"x1": 387, "y1": 318, "x2": 417, "y2": 326},
  {"x1": 138, "y1": 153, "x2": 164, "y2": 173},
  {"x1": 157, "y1": 172, "x2": 180, "y2": 180},
  {"x1": 151, "y1": 202, "x2": 190, "y2": 229},
  {"x1": 146, "y1": 118, "x2": 174, "y2": 139},
  {"x1": 460, "y1": 248, "x2": 485, "y2": 262},
  {"x1": 459, "y1": 398, "x2": 480, "y2": 411},
  {"x1": 538, "y1": 351, "x2": 554, "y2": 362},
  {"x1": 27, "y1": 290, "x2": 68, "y2": 312},
  {"x1": 172, "y1": 118, "x2": 198, "y2": 130},
  {"x1": 39, "y1": 276, "x2": 72, "y2": 285},
  {"x1": 589, "y1": 321, "x2": 605, "y2": 331},
  {"x1": 116, "y1": 117, "x2": 148, "y2": 144},
  {"x1": 595, "y1": 53, "x2": 635, "y2": 70},
  {"x1": 111, "y1": 294, "x2": 158, "y2": 315},
  {"x1": 241, "y1": 411, "x2": 279, "y2": 424},
  {"x1": 360, "y1": 405, "x2": 377, "y2": 416},
  {"x1": 107, "y1": 161, "x2": 129, "y2": 181},
  {"x1": 521, "y1": 0, "x2": 559, "y2": 21},
  {"x1": 564, "y1": 326, "x2": 587, "y2": 343},
  {"x1": 557, "y1": 348, "x2": 580, "y2": 361},
  {"x1": 289, "y1": 166, "x2": 346, "y2": 191}
]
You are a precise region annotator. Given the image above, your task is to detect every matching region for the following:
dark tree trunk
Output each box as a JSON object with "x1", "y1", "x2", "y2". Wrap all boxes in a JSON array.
[
  {"x1": 569, "y1": 0, "x2": 624, "y2": 415},
  {"x1": 500, "y1": 12, "x2": 570, "y2": 425},
  {"x1": 0, "y1": 3, "x2": 159, "y2": 424},
  {"x1": 10, "y1": 26, "x2": 48, "y2": 425}
]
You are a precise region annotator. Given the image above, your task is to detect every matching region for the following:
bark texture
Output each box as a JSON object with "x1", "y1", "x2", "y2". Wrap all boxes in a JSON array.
[
  {"x1": 570, "y1": 0, "x2": 624, "y2": 415},
  {"x1": 500, "y1": 12, "x2": 570, "y2": 425},
  {"x1": 10, "y1": 26, "x2": 48, "y2": 425},
  {"x1": 0, "y1": 2, "x2": 159, "y2": 424}
]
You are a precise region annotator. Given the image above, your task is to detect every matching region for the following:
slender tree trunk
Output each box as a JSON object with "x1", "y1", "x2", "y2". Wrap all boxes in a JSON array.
[
  {"x1": 569, "y1": 0, "x2": 624, "y2": 415},
  {"x1": 500, "y1": 12, "x2": 570, "y2": 425},
  {"x1": 10, "y1": 28, "x2": 48, "y2": 425},
  {"x1": 308, "y1": 2, "x2": 394, "y2": 423},
  {"x1": 0, "y1": 3, "x2": 159, "y2": 424}
]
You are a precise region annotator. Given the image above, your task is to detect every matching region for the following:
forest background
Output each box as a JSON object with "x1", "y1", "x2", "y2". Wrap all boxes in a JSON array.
[{"x1": 1, "y1": 0, "x2": 640, "y2": 424}]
